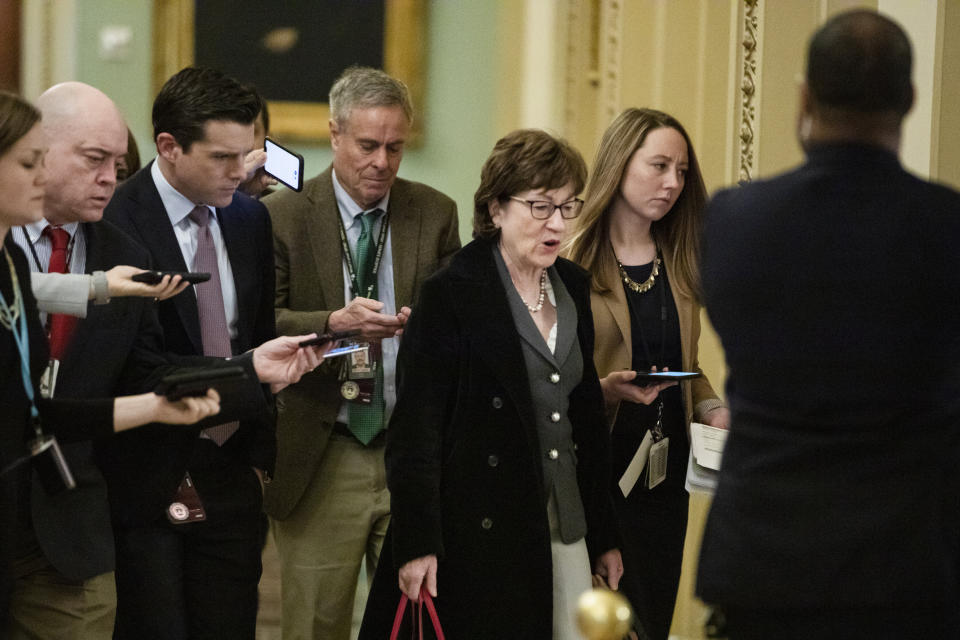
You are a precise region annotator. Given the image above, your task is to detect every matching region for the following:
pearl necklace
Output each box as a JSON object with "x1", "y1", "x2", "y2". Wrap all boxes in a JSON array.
[
  {"x1": 517, "y1": 269, "x2": 547, "y2": 313},
  {"x1": 616, "y1": 253, "x2": 661, "y2": 294}
]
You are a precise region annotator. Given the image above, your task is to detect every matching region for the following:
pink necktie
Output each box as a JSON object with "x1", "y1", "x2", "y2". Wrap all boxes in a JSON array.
[{"x1": 189, "y1": 206, "x2": 238, "y2": 445}]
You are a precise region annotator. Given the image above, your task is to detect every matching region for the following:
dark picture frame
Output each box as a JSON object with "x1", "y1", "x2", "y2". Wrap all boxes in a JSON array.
[{"x1": 152, "y1": 0, "x2": 426, "y2": 142}]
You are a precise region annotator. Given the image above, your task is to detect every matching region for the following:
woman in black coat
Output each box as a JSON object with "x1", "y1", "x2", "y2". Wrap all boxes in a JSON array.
[{"x1": 360, "y1": 130, "x2": 622, "y2": 639}]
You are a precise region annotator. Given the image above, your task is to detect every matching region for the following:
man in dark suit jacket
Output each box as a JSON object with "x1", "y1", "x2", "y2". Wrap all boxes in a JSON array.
[
  {"x1": 103, "y1": 67, "x2": 279, "y2": 639},
  {"x1": 696, "y1": 10, "x2": 960, "y2": 637},
  {"x1": 262, "y1": 66, "x2": 460, "y2": 639}
]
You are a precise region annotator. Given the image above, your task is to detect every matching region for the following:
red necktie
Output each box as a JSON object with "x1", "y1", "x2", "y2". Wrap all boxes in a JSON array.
[
  {"x1": 189, "y1": 206, "x2": 238, "y2": 445},
  {"x1": 44, "y1": 226, "x2": 78, "y2": 360}
]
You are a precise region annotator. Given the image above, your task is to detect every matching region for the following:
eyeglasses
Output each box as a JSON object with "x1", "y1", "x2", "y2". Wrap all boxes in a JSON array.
[{"x1": 508, "y1": 196, "x2": 584, "y2": 220}]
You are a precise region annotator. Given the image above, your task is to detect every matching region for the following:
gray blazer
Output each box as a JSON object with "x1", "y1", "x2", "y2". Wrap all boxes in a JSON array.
[{"x1": 494, "y1": 248, "x2": 587, "y2": 543}]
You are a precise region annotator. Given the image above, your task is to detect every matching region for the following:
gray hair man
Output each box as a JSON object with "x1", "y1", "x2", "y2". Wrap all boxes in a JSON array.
[{"x1": 262, "y1": 66, "x2": 460, "y2": 639}]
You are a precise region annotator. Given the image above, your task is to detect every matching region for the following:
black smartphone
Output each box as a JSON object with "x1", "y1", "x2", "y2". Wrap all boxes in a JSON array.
[
  {"x1": 298, "y1": 329, "x2": 361, "y2": 348},
  {"x1": 264, "y1": 137, "x2": 304, "y2": 192},
  {"x1": 132, "y1": 271, "x2": 211, "y2": 285},
  {"x1": 154, "y1": 366, "x2": 248, "y2": 401}
]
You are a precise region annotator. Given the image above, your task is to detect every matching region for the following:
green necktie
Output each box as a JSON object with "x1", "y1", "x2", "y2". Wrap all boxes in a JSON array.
[{"x1": 348, "y1": 210, "x2": 385, "y2": 444}]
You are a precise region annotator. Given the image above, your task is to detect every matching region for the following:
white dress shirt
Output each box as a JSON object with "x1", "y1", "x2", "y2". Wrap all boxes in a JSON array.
[{"x1": 151, "y1": 159, "x2": 239, "y2": 340}]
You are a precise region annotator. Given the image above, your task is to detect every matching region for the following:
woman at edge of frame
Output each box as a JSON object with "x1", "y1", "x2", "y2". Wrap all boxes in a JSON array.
[{"x1": 563, "y1": 107, "x2": 730, "y2": 640}]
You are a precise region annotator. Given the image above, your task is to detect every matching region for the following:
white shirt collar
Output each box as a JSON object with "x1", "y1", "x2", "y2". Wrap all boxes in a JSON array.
[
  {"x1": 22, "y1": 219, "x2": 80, "y2": 243},
  {"x1": 151, "y1": 159, "x2": 214, "y2": 226}
]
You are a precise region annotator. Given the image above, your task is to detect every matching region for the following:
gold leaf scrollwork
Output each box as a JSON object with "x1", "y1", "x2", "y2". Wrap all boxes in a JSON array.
[{"x1": 739, "y1": 0, "x2": 761, "y2": 184}]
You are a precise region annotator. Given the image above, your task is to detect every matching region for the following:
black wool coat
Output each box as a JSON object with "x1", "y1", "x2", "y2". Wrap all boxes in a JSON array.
[{"x1": 359, "y1": 238, "x2": 618, "y2": 639}]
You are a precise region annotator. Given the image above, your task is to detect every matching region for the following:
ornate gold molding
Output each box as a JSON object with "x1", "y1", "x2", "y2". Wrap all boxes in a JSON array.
[
  {"x1": 739, "y1": 0, "x2": 761, "y2": 183},
  {"x1": 601, "y1": 0, "x2": 623, "y2": 124}
]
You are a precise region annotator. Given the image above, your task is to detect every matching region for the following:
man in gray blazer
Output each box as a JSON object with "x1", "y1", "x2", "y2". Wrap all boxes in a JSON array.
[{"x1": 262, "y1": 66, "x2": 460, "y2": 640}]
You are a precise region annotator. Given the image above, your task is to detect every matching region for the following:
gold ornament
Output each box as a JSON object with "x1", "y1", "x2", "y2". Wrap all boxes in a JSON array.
[{"x1": 576, "y1": 588, "x2": 633, "y2": 640}]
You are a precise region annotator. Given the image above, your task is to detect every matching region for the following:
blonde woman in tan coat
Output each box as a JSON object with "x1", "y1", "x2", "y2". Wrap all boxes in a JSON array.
[{"x1": 564, "y1": 108, "x2": 728, "y2": 640}]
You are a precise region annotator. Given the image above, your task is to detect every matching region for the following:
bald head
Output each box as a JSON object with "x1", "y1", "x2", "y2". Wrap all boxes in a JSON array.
[{"x1": 37, "y1": 82, "x2": 128, "y2": 224}]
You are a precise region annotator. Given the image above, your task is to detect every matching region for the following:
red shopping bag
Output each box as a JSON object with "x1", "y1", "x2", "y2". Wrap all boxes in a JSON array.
[{"x1": 389, "y1": 588, "x2": 445, "y2": 640}]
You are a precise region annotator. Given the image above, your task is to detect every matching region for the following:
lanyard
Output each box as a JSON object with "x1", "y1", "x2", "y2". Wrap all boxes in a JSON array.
[
  {"x1": 336, "y1": 210, "x2": 389, "y2": 299},
  {"x1": 19, "y1": 225, "x2": 77, "y2": 274},
  {"x1": 0, "y1": 249, "x2": 42, "y2": 438}
]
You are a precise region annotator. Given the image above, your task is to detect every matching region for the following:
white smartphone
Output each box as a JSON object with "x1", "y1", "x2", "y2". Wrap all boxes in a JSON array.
[{"x1": 264, "y1": 137, "x2": 304, "y2": 192}]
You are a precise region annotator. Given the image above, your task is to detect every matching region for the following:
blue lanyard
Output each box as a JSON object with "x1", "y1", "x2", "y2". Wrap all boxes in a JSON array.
[{"x1": 0, "y1": 249, "x2": 41, "y2": 432}]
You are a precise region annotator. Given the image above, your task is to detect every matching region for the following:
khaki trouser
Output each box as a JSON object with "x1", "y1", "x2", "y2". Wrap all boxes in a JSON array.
[
  {"x1": 6, "y1": 563, "x2": 116, "y2": 640},
  {"x1": 273, "y1": 434, "x2": 391, "y2": 640}
]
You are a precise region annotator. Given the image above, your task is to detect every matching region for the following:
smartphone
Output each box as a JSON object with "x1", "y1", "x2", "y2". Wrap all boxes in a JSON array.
[
  {"x1": 132, "y1": 271, "x2": 211, "y2": 285},
  {"x1": 324, "y1": 344, "x2": 369, "y2": 359},
  {"x1": 154, "y1": 366, "x2": 248, "y2": 400},
  {"x1": 632, "y1": 371, "x2": 702, "y2": 385},
  {"x1": 264, "y1": 137, "x2": 304, "y2": 192},
  {"x1": 298, "y1": 329, "x2": 361, "y2": 348}
]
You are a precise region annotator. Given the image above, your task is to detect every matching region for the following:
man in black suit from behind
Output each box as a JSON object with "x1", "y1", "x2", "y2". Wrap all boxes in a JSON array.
[
  {"x1": 696, "y1": 10, "x2": 960, "y2": 638},
  {"x1": 103, "y1": 68, "x2": 278, "y2": 638}
]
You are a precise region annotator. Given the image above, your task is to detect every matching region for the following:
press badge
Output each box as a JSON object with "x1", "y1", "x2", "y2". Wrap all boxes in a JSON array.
[
  {"x1": 647, "y1": 437, "x2": 669, "y2": 489},
  {"x1": 618, "y1": 430, "x2": 653, "y2": 498},
  {"x1": 167, "y1": 472, "x2": 206, "y2": 524},
  {"x1": 347, "y1": 343, "x2": 376, "y2": 380},
  {"x1": 39, "y1": 359, "x2": 60, "y2": 399}
]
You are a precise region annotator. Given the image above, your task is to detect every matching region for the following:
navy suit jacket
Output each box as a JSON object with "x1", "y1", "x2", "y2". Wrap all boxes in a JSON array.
[
  {"x1": 696, "y1": 143, "x2": 960, "y2": 610},
  {"x1": 17, "y1": 219, "x2": 258, "y2": 576},
  {"x1": 29, "y1": 220, "x2": 170, "y2": 579},
  {"x1": 100, "y1": 162, "x2": 276, "y2": 526}
]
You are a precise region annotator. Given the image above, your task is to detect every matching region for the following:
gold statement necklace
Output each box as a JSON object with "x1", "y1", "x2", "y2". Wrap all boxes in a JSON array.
[{"x1": 615, "y1": 248, "x2": 661, "y2": 294}]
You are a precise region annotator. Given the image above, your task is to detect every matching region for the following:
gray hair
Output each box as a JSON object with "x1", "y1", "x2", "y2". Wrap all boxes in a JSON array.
[{"x1": 328, "y1": 66, "x2": 413, "y2": 128}]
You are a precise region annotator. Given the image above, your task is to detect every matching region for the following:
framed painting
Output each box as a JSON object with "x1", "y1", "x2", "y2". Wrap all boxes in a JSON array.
[{"x1": 152, "y1": 0, "x2": 426, "y2": 142}]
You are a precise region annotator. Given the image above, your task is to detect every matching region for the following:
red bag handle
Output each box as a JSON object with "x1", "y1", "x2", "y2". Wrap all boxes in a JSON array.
[{"x1": 389, "y1": 587, "x2": 445, "y2": 640}]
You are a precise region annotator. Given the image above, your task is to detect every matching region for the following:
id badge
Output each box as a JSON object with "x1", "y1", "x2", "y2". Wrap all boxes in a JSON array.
[
  {"x1": 167, "y1": 472, "x2": 206, "y2": 524},
  {"x1": 618, "y1": 430, "x2": 653, "y2": 498},
  {"x1": 39, "y1": 359, "x2": 60, "y2": 399},
  {"x1": 341, "y1": 378, "x2": 373, "y2": 404},
  {"x1": 646, "y1": 437, "x2": 669, "y2": 489},
  {"x1": 348, "y1": 342, "x2": 376, "y2": 379}
]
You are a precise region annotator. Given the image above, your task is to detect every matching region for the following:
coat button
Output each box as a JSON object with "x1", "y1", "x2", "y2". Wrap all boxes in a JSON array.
[
  {"x1": 487, "y1": 454, "x2": 499, "y2": 467},
  {"x1": 550, "y1": 411, "x2": 560, "y2": 422},
  {"x1": 492, "y1": 396, "x2": 503, "y2": 409},
  {"x1": 481, "y1": 517, "x2": 493, "y2": 530},
  {"x1": 549, "y1": 372, "x2": 560, "y2": 384},
  {"x1": 547, "y1": 448, "x2": 559, "y2": 460}
]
